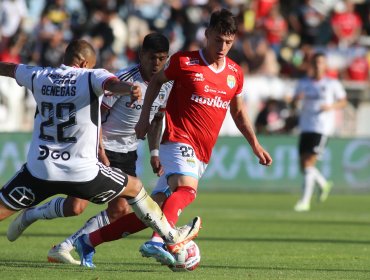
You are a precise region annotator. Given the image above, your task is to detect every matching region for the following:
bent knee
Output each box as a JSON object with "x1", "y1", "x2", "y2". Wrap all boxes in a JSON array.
[
  {"x1": 123, "y1": 176, "x2": 143, "y2": 198},
  {"x1": 64, "y1": 198, "x2": 89, "y2": 216}
]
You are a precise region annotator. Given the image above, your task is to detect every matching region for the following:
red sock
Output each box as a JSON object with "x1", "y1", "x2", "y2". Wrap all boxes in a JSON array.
[
  {"x1": 152, "y1": 186, "x2": 196, "y2": 238},
  {"x1": 89, "y1": 212, "x2": 147, "y2": 247}
]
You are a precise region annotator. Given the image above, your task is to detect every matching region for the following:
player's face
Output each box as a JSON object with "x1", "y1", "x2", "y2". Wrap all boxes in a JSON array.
[
  {"x1": 140, "y1": 51, "x2": 168, "y2": 79},
  {"x1": 205, "y1": 28, "x2": 235, "y2": 61},
  {"x1": 312, "y1": 56, "x2": 326, "y2": 77}
]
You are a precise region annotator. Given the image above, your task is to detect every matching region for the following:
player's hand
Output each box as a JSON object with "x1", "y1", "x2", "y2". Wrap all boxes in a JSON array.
[
  {"x1": 150, "y1": 156, "x2": 164, "y2": 177},
  {"x1": 252, "y1": 144, "x2": 272, "y2": 166},
  {"x1": 320, "y1": 104, "x2": 332, "y2": 112},
  {"x1": 98, "y1": 149, "x2": 110, "y2": 166},
  {"x1": 129, "y1": 83, "x2": 142, "y2": 106}
]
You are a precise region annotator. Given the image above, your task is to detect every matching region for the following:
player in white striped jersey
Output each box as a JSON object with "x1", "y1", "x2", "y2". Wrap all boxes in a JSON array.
[
  {"x1": 293, "y1": 52, "x2": 347, "y2": 212},
  {"x1": 45, "y1": 33, "x2": 173, "y2": 264},
  {"x1": 0, "y1": 39, "x2": 201, "y2": 266}
]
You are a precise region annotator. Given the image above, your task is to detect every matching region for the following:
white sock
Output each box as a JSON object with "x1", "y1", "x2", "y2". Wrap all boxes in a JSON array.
[
  {"x1": 26, "y1": 197, "x2": 65, "y2": 223},
  {"x1": 59, "y1": 210, "x2": 110, "y2": 251},
  {"x1": 151, "y1": 236, "x2": 164, "y2": 243},
  {"x1": 301, "y1": 167, "x2": 316, "y2": 205},
  {"x1": 127, "y1": 187, "x2": 177, "y2": 244},
  {"x1": 311, "y1": 167, "x2": 327, "y2": 189}
]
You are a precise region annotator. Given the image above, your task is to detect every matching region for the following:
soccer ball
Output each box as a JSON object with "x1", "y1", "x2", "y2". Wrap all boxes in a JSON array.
[{"x1": 168, "y1": 241, "x2": 201, "y2": 272}]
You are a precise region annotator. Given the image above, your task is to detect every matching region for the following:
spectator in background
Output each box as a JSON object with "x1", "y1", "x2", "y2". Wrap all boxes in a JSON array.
[
  {"x1": 331, "y1": 0, "x2": 362, "y2": 48},
  {"x1": 0, "y1": 0, "x2": 28, "y2": 52},
  {"x1": 289, "y1": 0, "x2": 331, "y2": 46},
  {"x1": 260, "y1": 4, "x2": 288, "y2": 57},
  {"x1": 346, "y1": 54, "x2": 369, "y2": 82},
  {"x1": 0, "y1": 34, "x2": 28, "y2": 131},
  {"x1": 292, "y1": 52, "x2": 347, "y2": 212},
  {"x1": 255, "y1": 98, "x2": 290, "y2": 134}
]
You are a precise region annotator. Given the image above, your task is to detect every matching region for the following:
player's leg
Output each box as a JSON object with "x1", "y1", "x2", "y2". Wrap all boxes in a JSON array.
[
  {"x1": 2, "y1": 165, "x2": 66, "y2": 241},
  {"x1": 294, "y1": 153, "x2": 317, "y2": 211},
  {"x1": 0, "y1": 200, "x2": 17, "y2": 221},
  {"x1": 140, "y1": 143, "x2": 204, "y2": 264},
  {"x1": 48, "y1": 197, "x2": 130, "y2": 264},
  {"x1": 295, "y1": 133, "x2": 332, "y2": 211},
  {"x1": 8, "y1": 196, "x2": 89, "y2": 242},
  {"x1": 48, "y1": 150, "x2": 135, "y2": 264},
  {"x1": 73, "y1": 165, "x2": 201, "y2": 267},
  {"x1": 81, "y1": 192, "x2": 167, "y2": 249}
]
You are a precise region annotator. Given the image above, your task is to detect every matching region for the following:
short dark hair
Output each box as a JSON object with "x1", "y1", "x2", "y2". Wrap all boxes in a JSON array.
[
  {"x1": 142, "y1": 32, "x2": 169, "y2": 53},
  {"x1": 208, "y1": 9, "x2": 237, "y2": 35},
  {"x1": 64, "y1": 39, "x2": 96, "y2": 64}
]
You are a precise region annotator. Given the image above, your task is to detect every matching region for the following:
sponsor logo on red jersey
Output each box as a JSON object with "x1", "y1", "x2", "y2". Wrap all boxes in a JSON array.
[{"x1": 191, "y1": 94, "x2": 230, "y2": 109}]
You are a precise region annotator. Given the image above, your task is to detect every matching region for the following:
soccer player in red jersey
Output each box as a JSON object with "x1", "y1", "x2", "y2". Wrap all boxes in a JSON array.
[{"x1": 75, "y1": 8, "x2": 272, "y2": 267}]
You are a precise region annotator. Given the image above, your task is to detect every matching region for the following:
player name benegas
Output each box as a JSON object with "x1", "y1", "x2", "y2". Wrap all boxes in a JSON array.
[{"x1": 41, "y1": 85, "x2": 76, "y2": 96}]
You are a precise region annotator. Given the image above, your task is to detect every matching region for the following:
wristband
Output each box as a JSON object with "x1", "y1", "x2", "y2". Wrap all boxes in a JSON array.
[{"x1": 150, "y1": 149, "x2": 159, "y2": 157}]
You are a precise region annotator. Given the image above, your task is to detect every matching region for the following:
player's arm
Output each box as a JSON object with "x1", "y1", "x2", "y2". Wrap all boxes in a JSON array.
[
  {"x1": 230, "y1": 95, "x2": 272, "y2": 166},
  {"x1": 104, "y1": 78, "x2": 142, "y2": 104},
  {"x1": 135, "y1": 70, "x2": 169, "y2": 139},
  {"x1": 0, "y1": 62, "x2": 17, "y2": 78},
  {"x1": 147, "y1": 111, "x2": 165, "y2": 176}
]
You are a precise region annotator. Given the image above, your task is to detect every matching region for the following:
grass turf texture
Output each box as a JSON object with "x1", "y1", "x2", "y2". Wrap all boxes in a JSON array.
[{"x1": 0, "y1": 193, "x2": 369, "y2": 280}]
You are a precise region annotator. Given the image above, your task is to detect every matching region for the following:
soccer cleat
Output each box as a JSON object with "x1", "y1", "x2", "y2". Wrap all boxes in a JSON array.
[
  {"x1": 294, "y1": 201, "x2": 310, "y2": 212},
  {"x1": 166, "y1": 216, "x2": 202, "y2": 254},
  {"x1": 319, "y1": 181, "x2": 333, "y2": 202},
  {"x1": 7, "y1": 208, "x2": 35, "y2": 242},
  {"x1": 140, "y1": 241, "x2": 175, "y2": 265},
  {"x1": 47, "y1": 245, "x2": 80, "y2": 265},
  {"x1": 74, "y1": 235, "x2": 96, "y2": 268}
]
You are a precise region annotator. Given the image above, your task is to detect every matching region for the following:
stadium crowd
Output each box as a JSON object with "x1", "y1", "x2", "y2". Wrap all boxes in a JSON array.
[{"x1": 0, "y1": 0, "x2": 369, "y2": 133}]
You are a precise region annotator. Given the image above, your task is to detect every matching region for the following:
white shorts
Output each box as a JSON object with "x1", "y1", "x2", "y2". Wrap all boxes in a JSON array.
[{"x1": 152, "y1": 142, "x2": 207, "y2": 195}]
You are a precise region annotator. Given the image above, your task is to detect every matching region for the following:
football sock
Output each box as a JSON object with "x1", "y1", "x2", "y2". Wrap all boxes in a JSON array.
[
  {"x1": 311, "y1": 166, "x2": 327, "y2": 189},
  {"x1": 59, "y1": 210, "x2": 110, "y2": 251},
  {"x1": 89, "y1": 212, "x2": 146, "y2": 247},
  {"x1": 25, "y1": 197, "x2": 65, "y2": 223},
  {"x1": 301, "y1": 167, "x2": 316, "y2": 205},
  {"x1": 151, "y1": 186, "x2": 196, "y2": 240},
  {"x1": 127, "y1": 187, "x2": 178, "y2": 244}
]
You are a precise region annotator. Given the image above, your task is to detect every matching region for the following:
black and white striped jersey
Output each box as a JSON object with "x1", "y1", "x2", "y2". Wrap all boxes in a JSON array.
[
  {"x1": 101, "y1": 64, "x2": 172, "y2": 153},
  {"x1": 15, "y1": 64, "x2": 116, "y2": 182}
]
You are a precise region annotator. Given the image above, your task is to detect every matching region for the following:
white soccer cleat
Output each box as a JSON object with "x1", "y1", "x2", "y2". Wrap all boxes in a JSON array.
[
  {"x1": 47, "y1": 245, "x2": 80, "y2": 265},
  {"x1": 166, "y1": 216, "x2": 202, "y2": 254},
  {"x1": 7, "y1": 208, "x2": 35, "y2": 242},
  {"x1": 294, "y1": 201, "x2": 310, "y2": 212}
]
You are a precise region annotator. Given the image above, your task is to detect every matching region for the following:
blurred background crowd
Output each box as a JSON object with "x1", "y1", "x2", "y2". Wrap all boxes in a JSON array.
[{"x1": 0, "y1": 0, "x2": 369, "y2": 136}]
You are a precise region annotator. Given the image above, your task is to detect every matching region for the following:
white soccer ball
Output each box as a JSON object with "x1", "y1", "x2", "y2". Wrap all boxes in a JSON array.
[{"x1": 168, "y1": 241, "x2": 201, "y2": 272}]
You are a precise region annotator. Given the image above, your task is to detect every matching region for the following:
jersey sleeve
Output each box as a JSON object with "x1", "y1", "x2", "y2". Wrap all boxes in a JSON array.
[
  {"x1": 15, "y1": 64, "x2": 43, "y2": 90},
  {"x1": 235, "y1": 68, "x2": 244, "y2": 96},
  {"x1": 163, "y1": 52, "x2": 181, "y2": 80},
  {"x1": 91, "y1": 69, "x2": 116, "y2": 97},
  {"x1": 333, "y1": 80, "x2": 347, "y2": 100}
]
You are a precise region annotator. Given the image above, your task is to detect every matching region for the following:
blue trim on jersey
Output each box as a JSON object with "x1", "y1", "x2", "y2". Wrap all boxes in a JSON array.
[
  {"x1": 165, "y1": 172, "x2": 199, "y2": 180},
  {"x1": 31, "y1": 73, "x2": 36, "y2": 95}
]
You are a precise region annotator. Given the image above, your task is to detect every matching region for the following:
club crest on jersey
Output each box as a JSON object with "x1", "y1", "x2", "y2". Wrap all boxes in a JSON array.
[{"x1": 227, "y1": 75, "x2": 236, "y2": 89}]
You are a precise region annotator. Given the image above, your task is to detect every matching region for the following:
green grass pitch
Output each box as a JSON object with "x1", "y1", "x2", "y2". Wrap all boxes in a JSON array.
[{"x1": 0, "y1": 193, "x2": 369, "y2": 280}]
